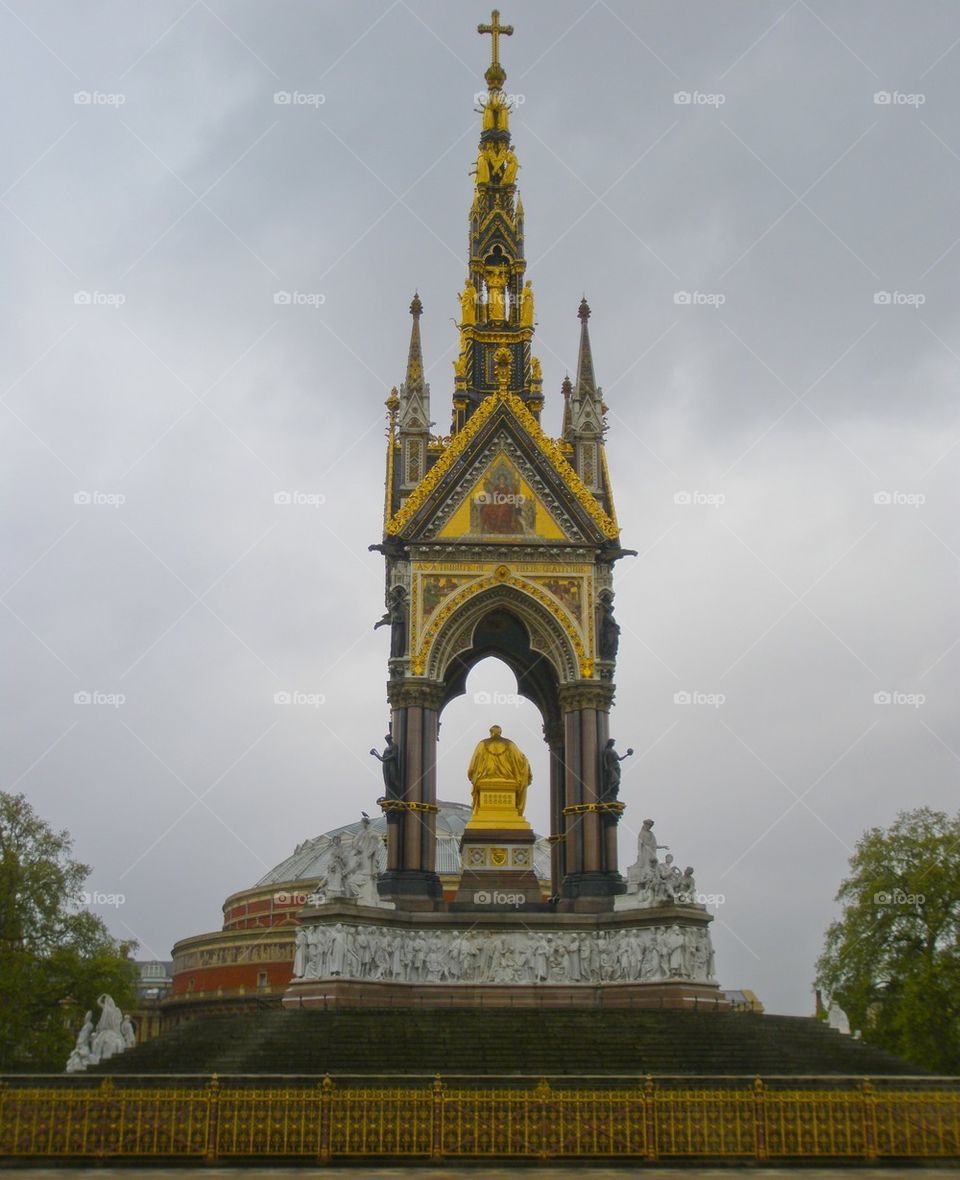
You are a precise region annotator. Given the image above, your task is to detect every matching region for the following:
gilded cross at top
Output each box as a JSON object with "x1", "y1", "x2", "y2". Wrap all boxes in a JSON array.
[{"x1": 478, "y1": 10, "x2": 513, "y2": 69}]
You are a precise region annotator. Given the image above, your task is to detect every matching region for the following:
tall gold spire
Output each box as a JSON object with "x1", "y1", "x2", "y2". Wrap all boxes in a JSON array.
[{"x1": 449, "y1": 10, "x2": 542, "y2": 432}]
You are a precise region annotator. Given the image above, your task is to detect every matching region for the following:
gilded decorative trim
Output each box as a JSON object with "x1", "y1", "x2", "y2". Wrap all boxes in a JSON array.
[
  {"x1": 411, "y1": 569, "x2": 593, "y2": 679},
  {"x1": 563, "y1": 802, "x2": 626, "y2": 816},
  {"x1": 599, "y1": 441, "x2": 619, "y2": 533},
  {"x1": 378, "y1": 798, "x2": 440, "y2": 814},
  {"x1": 385, "y1": 393, "x2": 618, "y2": 541}
]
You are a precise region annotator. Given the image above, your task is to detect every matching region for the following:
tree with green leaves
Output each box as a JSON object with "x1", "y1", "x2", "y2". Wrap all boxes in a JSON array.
[
  {"x1": 0, "y1": 791, "x2": 138, "y2": 1071},
  {"x1": 816, "y1": 806, "x2": 960, "y2": 1073}
]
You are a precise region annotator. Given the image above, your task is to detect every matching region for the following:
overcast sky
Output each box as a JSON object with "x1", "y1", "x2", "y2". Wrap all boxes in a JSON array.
[{"x1": 2, "y1": 1, "x2": 958, "y2": 1017}]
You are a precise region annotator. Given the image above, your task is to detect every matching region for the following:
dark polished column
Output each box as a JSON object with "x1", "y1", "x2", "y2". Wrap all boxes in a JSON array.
[
  {"x1": 558, "y1": 681, "x2": 622, "y2": 905},
  {"x1": 377, "y1": 681, "x2": 444, "y2": 906},
  {"x1": 544, "y1": 720, "x2": 565, "y2": 897}
]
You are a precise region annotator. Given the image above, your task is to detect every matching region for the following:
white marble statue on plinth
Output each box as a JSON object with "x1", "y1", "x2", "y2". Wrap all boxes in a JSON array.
[{"x1": 64, "y1": 994, "x2": 136, "y2": 1073}]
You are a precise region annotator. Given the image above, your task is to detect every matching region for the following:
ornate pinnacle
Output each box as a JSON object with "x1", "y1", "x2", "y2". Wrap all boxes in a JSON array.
[
  {"x1": 578, "y1": 296, "x2": 591, "y2": 322},
  {"x1": 410, "y1": 292, "x2": 423, "y2": 318},
  {"x1": 479, "y1": 9, "x2": 513, "y2": 91}
]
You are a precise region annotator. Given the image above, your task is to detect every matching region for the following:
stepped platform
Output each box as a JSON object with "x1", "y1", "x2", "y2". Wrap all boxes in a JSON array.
[{"x1": 88, "y1": 1007, "x2": 923, "y2": 1079}]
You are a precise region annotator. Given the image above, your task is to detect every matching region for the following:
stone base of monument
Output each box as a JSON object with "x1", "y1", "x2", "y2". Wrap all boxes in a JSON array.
[
  {"x1": 454, "y1": 826, "x2": 543, "y2": 905},
  {"x1": 283, "y1": 898, "x2": 726, "y2": 1011},
  {"x1": 283, "y1": 977, "x2": 726, "y2": 1010}
]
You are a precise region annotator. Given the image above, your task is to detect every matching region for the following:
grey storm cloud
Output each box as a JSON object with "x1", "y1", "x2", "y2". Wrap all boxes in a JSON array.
[{"x1": 1, "y1": 0, "x2": 958, "y2": 1013}]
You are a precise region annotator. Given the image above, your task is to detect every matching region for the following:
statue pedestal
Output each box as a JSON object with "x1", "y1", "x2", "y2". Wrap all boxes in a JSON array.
[
  {"x1": 465, "y1": 780, "x2": 530, "y2": 832},
  {"x1": 455, "y1": 826, "x2": 543, "y2": 905}
]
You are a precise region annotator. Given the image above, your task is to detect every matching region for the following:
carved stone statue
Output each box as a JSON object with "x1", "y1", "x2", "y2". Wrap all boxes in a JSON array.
[
  {"x1": 600, "y1": 738, "x2": 633, "y2": 801},
  {"x1": 91, "y1": 993, "x2": 126, "y2": 1063},
  {"x1": 370, "y1": 734, "x2": 401, "y2": 799},
  {"x1": 324, "y1": 835, "x2": 352, "y2": 898},
  {"x1": 459, "y1": 279, "x2": 476, "y2": 325},
  {"x1": 354, "y1": 816, "x2": 381, "y2": 879},
  {"x1": 520, "y1": 279, "x2": 534, "y2": 326},
  {"x1": 374, "y1": 585, "x2": 407, "y2": 658},
  {"x1": 655, "y1": 853, "x2": 680, "y2": 903},
  {"x1": 65, "y1": 1010, "x2": 94, "y2": 1073},
  {"x1": 677, "y1": 866, "x2": 697, "y2": 904},
  {"x1": 293, "y1": 927, "x2": 308, "y2": 977},
  {"x1": 120, "y1": 1015, "x2": 136, "y2": 1049},
  {"x1": 637, "y1": 819, "x2": 668, "y2": 883},
  {"x1": 598, "y1": 593, "x2": 620, "y2": 660},
  {"x1": 467, "y1": 724, "x2": 532, "y2": 819}
]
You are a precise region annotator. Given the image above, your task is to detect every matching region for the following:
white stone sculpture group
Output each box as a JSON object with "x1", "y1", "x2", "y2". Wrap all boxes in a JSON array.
[
  {"x1": 305, "y1": 821, "x2": 385, "y2": 908},
  {"x1": 623, "y1": 819, "x2": 700, "y2": 907},
  {"x1": 65, "y1": 994, "x2": 136, "y2": 1073},
  {"x1": 293, "y1": 921, "x2": 715, "y2": 986}
]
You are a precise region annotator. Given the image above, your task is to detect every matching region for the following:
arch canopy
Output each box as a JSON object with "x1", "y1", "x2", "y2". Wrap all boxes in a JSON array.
[{"x1": 438, "y1": 605, "x2": 563, "y2": 734}]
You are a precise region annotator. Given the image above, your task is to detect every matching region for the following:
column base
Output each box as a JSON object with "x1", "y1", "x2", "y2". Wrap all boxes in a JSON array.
[
  {"x1": 376, "y1": 869, "x2": 442, "y2": 909},
  {"x1": 560, "y1": 871, "x2": 626, "y2": 903}
]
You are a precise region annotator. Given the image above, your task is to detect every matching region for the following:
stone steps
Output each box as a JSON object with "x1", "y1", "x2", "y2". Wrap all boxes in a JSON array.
[{"x1": 89, "y1": 1009, "x2": 923, "y2": 1078}]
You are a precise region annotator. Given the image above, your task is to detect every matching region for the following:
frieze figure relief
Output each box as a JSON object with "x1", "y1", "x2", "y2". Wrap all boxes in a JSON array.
[{"x1": 291, "y1": 920, "x2": 716, "y2": 987}]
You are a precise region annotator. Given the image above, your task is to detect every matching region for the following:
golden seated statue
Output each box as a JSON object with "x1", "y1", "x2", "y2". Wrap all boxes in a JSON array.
[{"x1": 466, "y1": 725, "x2": 533, "y2": 831}]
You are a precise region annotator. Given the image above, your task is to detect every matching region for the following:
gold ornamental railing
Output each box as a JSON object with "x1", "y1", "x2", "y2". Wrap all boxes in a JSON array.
[{"x1": 1, "y1": 1075, "x2": 957, "y2": 1161}]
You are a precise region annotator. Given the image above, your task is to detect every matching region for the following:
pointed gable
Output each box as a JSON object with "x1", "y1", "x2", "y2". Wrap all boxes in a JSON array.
[{"x1": 385, "y1": 392, "x2": 618, "y2": 544}]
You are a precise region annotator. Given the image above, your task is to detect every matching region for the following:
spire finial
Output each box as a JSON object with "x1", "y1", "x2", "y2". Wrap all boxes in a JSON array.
[
  {"x1": 578, "y1": 296, "x2": 591, "y2": 322},
  {"x1": 404, "y1": 293, "x2": 424, "y2": 385},
  {"x1": 478, "y1": 9, "x2": 513, "y2": 91}
]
